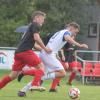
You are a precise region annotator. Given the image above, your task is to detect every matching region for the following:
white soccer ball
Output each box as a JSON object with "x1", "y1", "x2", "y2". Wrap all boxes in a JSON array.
[{"x1": 68, "y1": 87, "x2": 80, "y2": 99}]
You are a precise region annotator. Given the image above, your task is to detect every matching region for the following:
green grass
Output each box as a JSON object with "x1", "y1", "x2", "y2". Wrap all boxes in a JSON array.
[{"x1": 0, "y1": 70, "x2": 100, "y2": 100}]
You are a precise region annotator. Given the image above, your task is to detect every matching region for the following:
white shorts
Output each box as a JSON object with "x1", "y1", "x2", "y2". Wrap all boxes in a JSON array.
[{"x1": 39, "y1": 50, "x2": 64, "y2": 73}]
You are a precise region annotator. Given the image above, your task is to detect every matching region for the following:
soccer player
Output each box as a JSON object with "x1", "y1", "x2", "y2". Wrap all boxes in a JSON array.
[
  {"x1": 0, "y1": 11, "x2": 51, "y2": 91},
  {"x1": 49, "y1": 42, "x2": 80, "y2": 92},
  {"x1": 63, "y1": 43, "x2": 78, "y2": 85},
  {"x1": 18, "y1": 22, "x2": 88, "y2": 96}
]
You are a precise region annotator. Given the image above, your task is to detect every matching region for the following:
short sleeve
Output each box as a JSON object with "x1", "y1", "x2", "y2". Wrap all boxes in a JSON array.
[
  {"x1": 63, "y1": 31, "x2": 71, "y2": 41},
  {"x1": 63, "y1": 31, "x2": 71, "y2": 36}
]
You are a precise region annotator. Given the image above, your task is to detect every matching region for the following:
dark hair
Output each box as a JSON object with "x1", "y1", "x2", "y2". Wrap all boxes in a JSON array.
[
  {"x1": 65, "y1": 22, "x2": 80, "y2": 30},
  {"x1": 31, "y1": 11, "x2": 46, "y2": 20}
]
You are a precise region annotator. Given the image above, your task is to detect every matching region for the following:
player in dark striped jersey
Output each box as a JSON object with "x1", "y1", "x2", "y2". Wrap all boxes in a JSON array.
[{"x1": 0, "y1": 11, "x2": 52, "y2": 93}]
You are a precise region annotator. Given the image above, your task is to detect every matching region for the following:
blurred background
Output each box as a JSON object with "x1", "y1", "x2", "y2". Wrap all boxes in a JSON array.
[
  {"x1": 0, "y1": 0, "x2": 100, "y2": 69},
  {"x1": 0, "y1": 0, "x2": 100, "y2": 94},
  {"x1": 0, "y1": 0, "x2": 99, "y2": 50}
]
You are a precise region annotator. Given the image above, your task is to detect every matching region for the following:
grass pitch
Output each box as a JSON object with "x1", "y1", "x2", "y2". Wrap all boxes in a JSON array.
[{"x1": 0, "y1": 70, "x2": 100, "y2": 100}]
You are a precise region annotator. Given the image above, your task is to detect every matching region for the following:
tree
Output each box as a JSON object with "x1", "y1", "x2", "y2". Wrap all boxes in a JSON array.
[
  {"x1": 34, "y1": 0, "x2": 90, "y2": 34},
  {"x1": 0, "y1": 0, "x2": 98, "y2": 46},
  {"x1": 0, "y1": 0, "x2": 35, "y2": 46}
]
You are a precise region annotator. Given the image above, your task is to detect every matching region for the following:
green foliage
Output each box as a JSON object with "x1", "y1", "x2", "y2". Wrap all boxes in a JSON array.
[
  {"x1": 0, "y1": 0, "x2": 97, "y2": 46},
  {"x1": 0, "y1": 0, "x2": 35, "y2": 46},
  {"x1": 34, "y1": 0, "x2": 89, "y2": 34}
]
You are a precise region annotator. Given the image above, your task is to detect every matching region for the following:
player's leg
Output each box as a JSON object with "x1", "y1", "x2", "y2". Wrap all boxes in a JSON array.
[
  {"x1": 18, "y1": 78, "x2": 47, "y2": 97},
  {"x1": 20, "y1": 67, "x2": 65, "y2": 94},
  {"x1": 18, "y1": 71, "x2": 62, "y2": 96},
  {"x1": 17, "y1": 69, "x2": 65, "y2": 96},
  {"x1": 18, "y1": 50, "x2": 45, "y2": 90},
  {"x1": 0, "y1": 71, "x2": 19, "y2": 89},
  {"x1": 18, "y1": 81, "x2": 32, "y2": 97},
  {"x1": 0, "y1": 53, "x2": 24, "y2": 89},
  {"x1": 40, "y1": 61, "x2": 66, "y2": 90},
  {"x1": 61, "y1": 61, "x2": 69, "y2": 71},
  {"x1": 17, "y1": 69, "x2": 64, "y2": 92},
  {"x1": 18, "y1": 68, "x2": 35, "y2": 82},
  {"x1": 67, "y1": 61, "x2": 78, "y2": 85},
  {"x1": 41, "y1": 68, "x2": 66, "y2": 81},
  {"x1": 18, "y1": 51, "x2": 66, "y2": 93},
  {"x1": 18, "y1": 64, "x2": 45, "y2": 86},
  {"x1": 49, "y1": 61, "x2": 68, "y2": 92},
  {"x1": 40, "y1": 52, "x2": 66, "y2": 81},
  {"x1": 49, "y1": 78, "x2": 61, "y2": 92}
]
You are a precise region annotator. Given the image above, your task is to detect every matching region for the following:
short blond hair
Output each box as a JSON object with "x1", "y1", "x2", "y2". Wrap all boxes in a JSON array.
[
  {"x1": 65, "y1": 22, "x2": 80, "y2": 30},
  {"x1": 31, "y1": 11, "x2": 46, "y2": 20}
]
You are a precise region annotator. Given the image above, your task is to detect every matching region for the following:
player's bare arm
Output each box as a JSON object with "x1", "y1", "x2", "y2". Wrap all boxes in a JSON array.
[
  {"x1": 60, "y1": 49, "x2": 65, "y2": 61},
  {"x1": 34, "y1": 42, "x2": 42, "y2": 51},
  {"x1": 64, "y1": 35, "x2": 88, "y2": 49},
  {"x1": 33, "y1": 33, "x2": 52, "y2": 53}
]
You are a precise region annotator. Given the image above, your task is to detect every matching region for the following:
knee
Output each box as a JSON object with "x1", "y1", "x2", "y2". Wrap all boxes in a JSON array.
[
  {"x1": 61, "y1": 70, "x2": 66, "y2": 78},
  {"x1": 63, "y1": 71, "x2": 66, "y2": 77},
  {"x1": 9, "y1": 75, "x2": 16, "y2": 80},
  {"x1": 9, "y1": 71, "x2": 18, "y2": 80},
  {"x1": 36, "y1": 62, "x2": 44, "y2": 70},
  {"x1": 72, "y1": 67, "x2": 78, "y2": 73}
]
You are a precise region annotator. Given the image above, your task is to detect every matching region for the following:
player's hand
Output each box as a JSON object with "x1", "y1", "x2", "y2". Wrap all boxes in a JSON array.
[
  {"x1": 45, "y1": 47, "x2": 52, "y2": 53},
  {"x1": 62, "y1": 56, "x2": 65, "y2": 61},
  {"x1": 65, "y1": 62, "x2": 69, "y2": 70},
  {"x1": 81, "y1": 44, "x2": 88, "y2": 49}
]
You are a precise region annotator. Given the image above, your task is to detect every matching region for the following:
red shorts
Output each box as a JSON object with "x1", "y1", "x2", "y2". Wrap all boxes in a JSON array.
[
  {"x1": 69, "y1": 61, "x2": 77, "y2": 69},
  {"x1": 69, "y1": 61, "x2": 82, "y2": 71},
  {"x1": 60, "y1": 61, "x2": 81, "y2": 71},
  {"x1": 12, "y1": 50, "x2": 41, "y2": 71}
]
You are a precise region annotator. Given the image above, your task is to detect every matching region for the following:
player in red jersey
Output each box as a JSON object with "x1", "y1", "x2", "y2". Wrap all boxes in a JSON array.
[{"x1": 0, "y1": 11, "x2": 52, "y2": 92}]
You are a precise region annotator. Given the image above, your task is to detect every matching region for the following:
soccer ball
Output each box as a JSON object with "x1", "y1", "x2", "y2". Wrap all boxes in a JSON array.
[{"x1": 68, "y1": 87, "x2": 80, "y2": 99}]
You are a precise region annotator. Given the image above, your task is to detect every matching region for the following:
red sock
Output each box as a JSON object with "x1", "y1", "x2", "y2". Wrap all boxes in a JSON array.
[
  {"x1": 31, "y1": 69, "x2": 44, "y2": 86},
  {"x1": 68, "y1": 72, "x2": 76, "y2": 84},
  {"x1": 50, "y1": 78, "x2": 61, "y2": 89},
  {"x1": 0, "y1": 75, "x2": 12, "y2": 89},
  {"x1": 23, "y1": 69, "x2": 36, "y2": 76}
]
